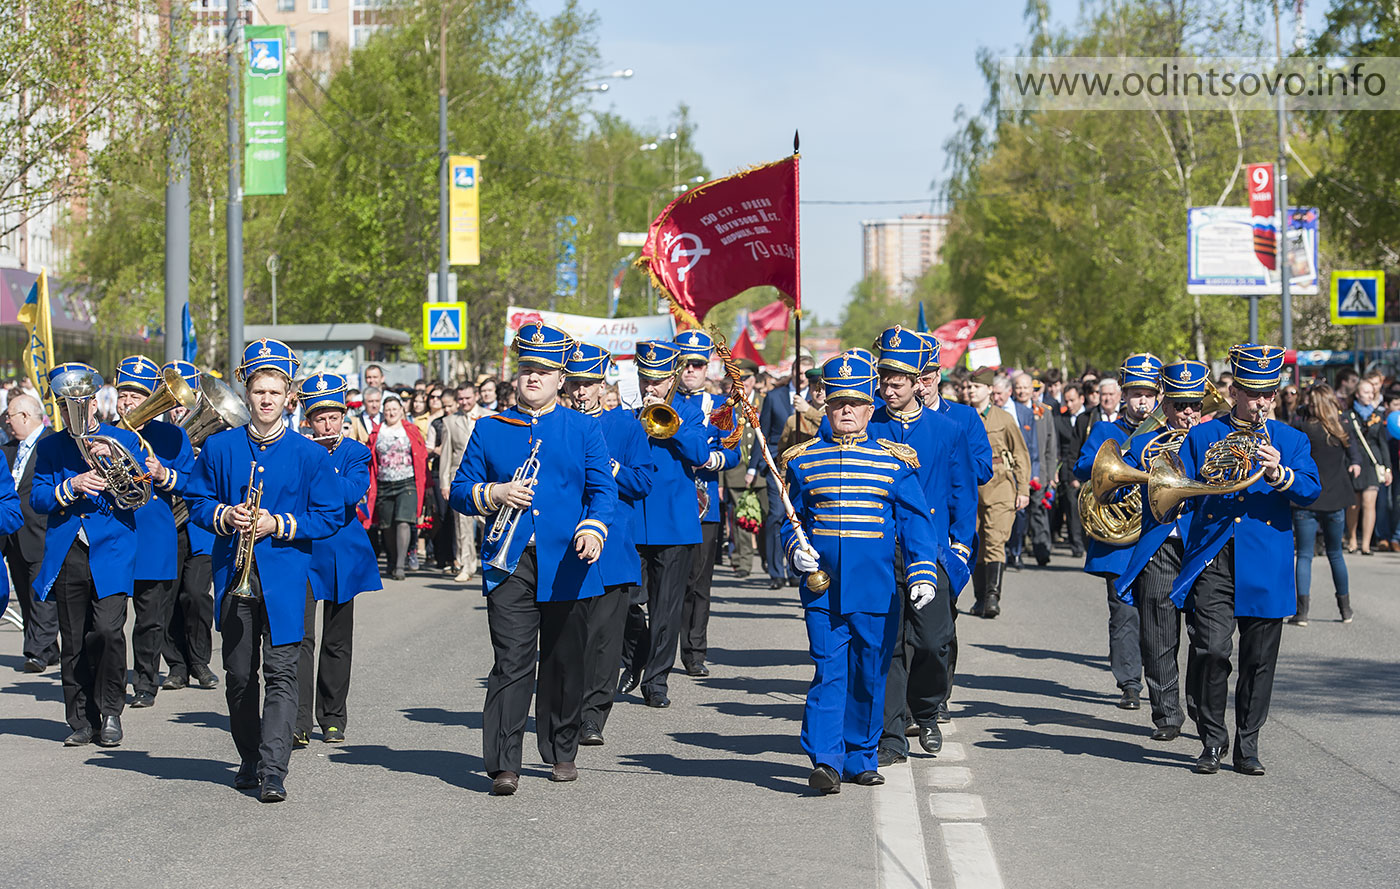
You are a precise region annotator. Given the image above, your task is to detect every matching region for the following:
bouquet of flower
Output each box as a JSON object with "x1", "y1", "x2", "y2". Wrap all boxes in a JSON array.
[{"x1": 736, "y1": 489, "x2": 763, "y2": 533}]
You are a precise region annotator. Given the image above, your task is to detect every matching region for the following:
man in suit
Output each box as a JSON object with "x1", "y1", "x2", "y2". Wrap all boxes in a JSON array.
[
  {"x1": 437, "y1": 385, "x2": 478, "y2": 582},
  {"x1": 1013, "y1": 373, "x2": 1057, "y2": 566},
  {"x1": 1053, "y1": 382, "x2": 1088, "y2": 558},
  {"x1": 2, "y1": 393, "x2": 57, "y2": 672},
  {"x1": 345, "y1": 386, "x2": 383, "y2": 444},
  {"x1": 995, "y1": 375, "x2": 1037, "y2": 569}
]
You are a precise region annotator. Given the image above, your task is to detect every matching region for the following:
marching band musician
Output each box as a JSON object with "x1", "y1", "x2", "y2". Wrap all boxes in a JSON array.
[
  {"x1": 160, "y1": 360, "x2": 220, "y2": 692},
  {"x1": 1110, "y1": 360, "x2": 1210, "y2": 742},
  {"x1": 1072, "y1": 354, "x2": 1162, "y2": 709},
  {"x1": 1171, "y1": 344, "x2": 1319, "y2": 776},
  {"x1": 32, "y1": 363, "x2": 145, "y2": 747},
  {"x1": 672, "y1": 330, "x2": 738, "y2": 678},
  {"x1": 962, "y1": 367, "x2": 1029, "y2": 618},
  {"x1": 868, "y1": 326, "x2": 975, "y2": 765},
  {"x1": 295, "y1": 373, "x2": 382, "y2": 748},
  {"x1": 624, "y1": 340, "x2": 715, "y2": 709},
  {"x1": 449, "y1": 322, "x2": 617, "y2": 795},
  {"x1": 185, "y1": 339, "x2": 342, "y2": 802},
  {"x1": 114, "y1": 355, "x2": 196, "y2": 710},
  {"x1": 562, "y1": 344, "x2": 655, "y2": 747},
  {"x1": 782, "y1": 349, "x2": 940, "y2": 793}
]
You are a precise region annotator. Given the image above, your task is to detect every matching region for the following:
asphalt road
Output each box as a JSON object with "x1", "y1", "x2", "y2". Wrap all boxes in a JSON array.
[{"x1": 3, "y1": 545, "x2": 1398, "y2": 888}]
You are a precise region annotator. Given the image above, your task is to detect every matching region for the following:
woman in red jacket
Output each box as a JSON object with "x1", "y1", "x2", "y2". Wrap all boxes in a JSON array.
[{"x1": 367, "y1": 394, "x2": 427, "y2": 581}]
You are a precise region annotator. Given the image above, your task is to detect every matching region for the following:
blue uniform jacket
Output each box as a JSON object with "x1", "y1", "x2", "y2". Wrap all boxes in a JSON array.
[
  {"x1": 1073, "y1": 416, "x2": 1138, "y2": 578},
  {"x1": 676, "y1": 389, "x2": 739, "y2": 523},
  {"x1": 0, "y1": 452, "x2": 23, "y2": 612},
  {"x1": 310, "y1": 438, "x2": 382, "y2": 604},
  {"x1": 131, "y1": 419, "x2": 195, "y2": 582},
  {"x1": 451, "y1": 403, "x2": 617, "y2": 601},
  {"x1": 933, "y1": 398, "x2": 994, "y2": 486},
  {"x1": 781, "y1": 430, "x2": 941, "y2": 614},
  {"x1": 633, "y1": 397, "x2": 712, "y2": 547},
  {"x1": 31, "y1": 424, "x2": 144, "y2": 601},
  {"x1": 1169, "y1": 416, "x2": 1320, "y2": 617},
  {"x1": 1111, "y1": 428, "x2": 1195, "y2": 603},
  {"x1": 185, "y1": 426, "x2": 343, "y2": 645},
  {"x1": 593, "y1": 407, "x2": 654, "y2": 588},
  {"x1": 868, "y1": 404, "x2": 976, "y2": 594},
  {"x1": 185, "y1": 519, "x2": 214, "y2": 557}
]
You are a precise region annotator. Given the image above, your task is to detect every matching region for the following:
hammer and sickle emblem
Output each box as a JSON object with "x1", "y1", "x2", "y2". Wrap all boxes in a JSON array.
[{"x1": 666, "y1": 232, "x2": 711, "y2": 282}]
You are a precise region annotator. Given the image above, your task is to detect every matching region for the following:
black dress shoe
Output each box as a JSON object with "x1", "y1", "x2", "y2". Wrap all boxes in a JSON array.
[
  {"x1": 919, "y1": 724, "x2": 944, "y2": 754},
  {"x1": 1193, "y1": 746, "x2": 1224, "y2": 774},
  {"x1": 1233, "y1": 754, "x2": 1266, "y2": 776},
  {"x1": 1117, "y1": 687, "x2": 1141, "y2": 710},
  {"x1": 808, "y1": 765, "x2": 841, "y2": 794},
  {"x1": 131, "y1": 691, "x2": 155, "y2": 709},
  {"x1": 617, "y1": 673, "x2": 639, "y2": 695},
  {"x1": 97, "y1": 715, "x2": 123, "y2": 747},
  {"x1": 491, "y1": 770, "x2": 519, "y2": 795},
  {"x1": 161, "y1": 673, "x2": 189, "y2": 690},
  {"x1": 64, "y1": 726, "x2": 94, "y2": 747},
  {"x1": 1150, "y1": 725, "x2": 1181, "y2": 742},
  {"x1": 904, "y1": 721, "x2": 919, "y2": 737},
  {"x1": 877, "y1": 747, "x2": 907, "y2": 766},
  {"x1": 259, "y1": 776, "x2": 288, "y2": 803},
  {"x1": 768, "y1": 578, "x2": 783, "y2": 590},
  {"x1": 684, "y1": 662, "x2": 710, "y2": 677},
  {"x1": 579, "y1": 722, "x2": 605, "y2": 746},
  {"x1": 192, "y1": 664, "x2": 220, "y2": 689},
  {"x1": 644, "y1": 692, "x2": 671, "y2": 709},
  {"x1": 851, "y1": 770, "x2": 885, "y2": 786},
  {"x1": 234, "y1": 761, "x2": 260, "y2": 790},
  {"x1": 22, "y1": 656, "x2": 46, "y2": 673},
  {"x1": 935, "y1": 703, "x2": 952, "y2": 724}
]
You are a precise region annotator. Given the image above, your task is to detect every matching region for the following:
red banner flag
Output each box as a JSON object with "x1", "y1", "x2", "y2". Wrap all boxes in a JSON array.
[
  {"x1": 747, "y1": 298, "x2": 791, "y2": 340},
  {"x1": 639, "y1": 155, "x2": 799, "y2": 326},
  {"x1": 731, "y1": 327, "x2": 765, "y2": 368},
  {"x1": 930, "y1": 317, "x2": 984, "y2": 369},
  {"x1": 1247, "y1": 162, "x2": 1277, "y2": 271}
]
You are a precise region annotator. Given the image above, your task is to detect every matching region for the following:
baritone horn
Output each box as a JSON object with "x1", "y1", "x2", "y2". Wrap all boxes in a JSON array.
[
  {"x1": 49, "y1": 366, "x2": 153, "y2": 511},
  {"x1": 118, "y1": 368, "x2": 199, "y2": 435}
]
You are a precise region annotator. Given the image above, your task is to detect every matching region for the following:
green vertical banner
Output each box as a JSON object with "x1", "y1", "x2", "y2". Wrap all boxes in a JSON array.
[{"x1": 244, "y1": 25, "x2": 288, "y2": 196}]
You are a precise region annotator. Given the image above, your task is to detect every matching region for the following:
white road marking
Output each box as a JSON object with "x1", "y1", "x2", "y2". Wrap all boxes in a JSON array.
[
  {"x1": 928, "y1": 792, "x2": 986, "y2": 820},
  {"x1": 924, "y1": 766, "x2": 972, "y2": 788},
  {"x1": 874, "y1": 761, "x2": 932, "y2": 889},
  {"x1": 936, "y1": 741, "x2": 966, "y2": 761},
  {"x1": 940, "y1": 823, "x2": 1005, "y2": 889}
]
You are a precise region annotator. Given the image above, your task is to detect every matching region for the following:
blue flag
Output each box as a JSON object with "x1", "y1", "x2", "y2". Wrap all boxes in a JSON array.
[
  {"x1": 181, "y1": 303, "x2": 198, "y2": 363},
  {"x1": 917, "y1": 301, "x2": 928, "y2": 333}
]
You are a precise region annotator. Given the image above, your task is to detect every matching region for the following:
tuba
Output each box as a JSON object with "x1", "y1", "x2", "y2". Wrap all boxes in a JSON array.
[
  {"x1": 639, "y1": 365, "x2": 683, "y2": 439},
  {"x1": 180, "y1": 373, "x2": 252, "y2": 448},
  {"x1": 50, "y1": 366, "x2": 153, "y2": 511}
]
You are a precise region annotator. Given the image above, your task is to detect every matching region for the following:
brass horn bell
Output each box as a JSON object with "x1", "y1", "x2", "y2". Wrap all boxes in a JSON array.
[
  {"x1": 1090, "y1": 439, "x2": 1150, "y2": 504},
  {"x1": 1145, "y1": 450, "x2": 1266, "y2": 523},
  {"x1": 119, "y1": 367, "x2": 199, "y2": 434}
]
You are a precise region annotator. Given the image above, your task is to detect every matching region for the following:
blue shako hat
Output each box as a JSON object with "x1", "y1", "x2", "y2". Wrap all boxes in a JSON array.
[
  {"x1": 917, "y1": 332, "x2": 942, "y2": 373},
  {"x1": 873, "y1": 325, "x2": 924, "y2": 376},
  {"x1": 238, "y1": 338, "x2": 300, "y2": 383},
  {"x1": 673, "y1": 329, "x2": 714, "y2": 363},
  {"x1": 115, "y1": 355, "x2": 162, "y2": 394},
  {"x1": 564, "y1": 342, "x2": 611, "y2": 380},
  {"x1": 512, "y1": 322, "x2": 575, "y2": 370},
  {"x1": 635, "y1": 341, "x2": 682, "y2": 379},
  {"x1": 299, "y1": 372, "x2": 348, "y2": 415},
  {"x1": 1118, "y1": 352, "x2": 1163, "y2": 392},
  {"x1": 822, "y1": 349, "x2": 878, "y2": 403},
  {"x1": 163, "y1": 360, "x2": 201, "y2": 390},
  {"x1": 1228, "y1": 343, "x2": 1286, "y2": 391},
  {"x1": 1161, "y1": 359, "x2": 1209, "y2": 399}
]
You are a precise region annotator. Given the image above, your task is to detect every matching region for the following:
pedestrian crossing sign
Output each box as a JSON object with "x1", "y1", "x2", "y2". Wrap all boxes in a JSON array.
[
  {"x1": 423, "y1": 302, "x2": 467, "y2": 350},
  {"x1": 1330, "y1": 271, "x2": 1384, "y2": 325}
]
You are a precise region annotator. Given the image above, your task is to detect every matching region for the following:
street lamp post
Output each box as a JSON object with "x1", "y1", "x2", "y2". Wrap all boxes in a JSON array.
[{"x1": 266, "y1": 253, "x2": 279, "y2": 326}]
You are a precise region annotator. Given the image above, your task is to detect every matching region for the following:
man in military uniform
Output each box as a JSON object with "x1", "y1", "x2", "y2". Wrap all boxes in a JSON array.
[
  {"x1": 1172, "y1": 344, "x2": 1319, "y2": 776},
  {"x1": 1073, "y1": 354, "x2": 1162, "y2": 709},
  {"x1": 962, "y1": 367, "x2": 1029, "y2": 618},
  {"x1": 781, "y1": 348, "x2": 940, "y2": 793}
]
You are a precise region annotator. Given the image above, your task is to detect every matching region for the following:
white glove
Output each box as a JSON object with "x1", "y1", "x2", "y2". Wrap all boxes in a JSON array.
[
  {"x1": 703, "y1": 451, "x2": 724, "y2": 472},
  {"x1": 791, "y1": 547, "x2": 820, "y2": 574},
  {"x1": 910, "y1": 582, "x2": 937, "y2": 610}
]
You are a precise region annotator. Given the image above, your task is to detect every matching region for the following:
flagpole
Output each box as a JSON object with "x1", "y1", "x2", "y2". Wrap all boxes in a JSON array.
[{"x1": 792, "y1": 130, "x2": 802, "y2": 369}]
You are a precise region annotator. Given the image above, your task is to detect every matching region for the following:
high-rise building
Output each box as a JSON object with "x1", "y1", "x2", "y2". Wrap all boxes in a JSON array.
[{"x1": 861, "y1": 213, "x2": 948, "y2": 300}]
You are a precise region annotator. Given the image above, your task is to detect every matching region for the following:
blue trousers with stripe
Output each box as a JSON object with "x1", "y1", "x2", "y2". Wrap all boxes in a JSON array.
[{"x1": 802, "y1": 598, "x2": 900, "y2": 778}]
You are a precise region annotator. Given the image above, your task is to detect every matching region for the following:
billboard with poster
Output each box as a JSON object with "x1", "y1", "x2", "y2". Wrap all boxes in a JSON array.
[{"x1": 1187, "y1": 207, "x2": 1319, "y2": 295}]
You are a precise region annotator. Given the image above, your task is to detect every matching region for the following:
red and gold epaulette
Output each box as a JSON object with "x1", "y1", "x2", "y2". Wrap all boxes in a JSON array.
[{"x1": 483, "y1": 414, "x2": 531, "y2": 427}]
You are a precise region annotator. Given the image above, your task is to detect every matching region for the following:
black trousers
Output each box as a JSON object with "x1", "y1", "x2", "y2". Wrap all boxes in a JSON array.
[
  {"x1": 222, "y1": 576, "x2": 300, "y2": 780},
  {"x1": 630, "y1": 543, "x2": 694, "y2": 697},
  {"x1": 581, "y1": 582, "x2": 632, "y2": 731},
  {"x1": 881, "y1": 570, "x2": 955, "y2": 755},
  {"x1": 5, "y1": 549, "x2": 58, "y2": 664},
  {"x1": 131, "y1": 574, "x2": 178, "y2": 696},
  {"x1": 1007, "y1": 509, "x2": 1027, "y2": 561},
  {"x1": 1106, "y1": 578, "x2": 1143, "y2": 692},
  {"x1": 1027, "y1": 496, "x2": 1052, "y2": 560},
  {"x1": 164, "y1": 529, "x2": 213, "y2": 677},
  {"x1": 1062, "y1": 480, "x2": 1085, "y2": 553},
  {"x1": 681, "y1": 521, "x2": 720, "y2": 669},
  {"x1": 52, "y1": 542, "x2": 129, "y2": 731},
  {"x1": 621, "y1": 584, "x2": 649, "y2": 680},
  {"x1": 1185, "y1": 542, "x2": 1284, "y2": 758},
  {"x1": 1133, "y1": 538, "x2": 1184, "y2": 730},
  {"x1": 482, "y1": 547, "x2": 592, "y2": 774},
  {"x1": 297, "y1": 588, "x2": 355, "y2": 735}
]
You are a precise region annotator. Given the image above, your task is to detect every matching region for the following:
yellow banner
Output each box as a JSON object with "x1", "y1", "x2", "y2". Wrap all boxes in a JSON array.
[
  {"x1": 16, "y1": 268, "x2": 62, "y2": 430},
  {"x1": 449, "y1": 155, "x2": 481, "y2": 266}
]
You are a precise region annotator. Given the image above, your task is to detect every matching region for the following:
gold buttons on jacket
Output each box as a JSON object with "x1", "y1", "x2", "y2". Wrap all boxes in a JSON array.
[{"x1": 1235, "y1": 517, "x2": 1242, "y2": 523}]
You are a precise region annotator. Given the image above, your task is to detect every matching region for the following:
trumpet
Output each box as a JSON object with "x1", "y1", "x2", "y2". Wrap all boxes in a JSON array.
[
  {"x1": 484, "y1": 440, "x2": 542, "y2": 573},
  {"x1": 50, "y1": 366, "x2": 153, "y2": 511},
  {"x1": 639, "y1": 365, "x2": 683, "y2": 439},
  {"x1": 226, "y1": 461, "x2": 265, "y2": 599}
]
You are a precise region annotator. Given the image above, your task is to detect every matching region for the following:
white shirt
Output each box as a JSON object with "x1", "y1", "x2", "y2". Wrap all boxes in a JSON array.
[{"x1": 11, "y1": 426, "x2": 43, "y2": 482}]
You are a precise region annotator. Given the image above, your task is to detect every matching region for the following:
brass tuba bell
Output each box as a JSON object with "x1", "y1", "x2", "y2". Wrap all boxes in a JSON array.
[
  {"x1": 119, "y1": 367, "x2": 199, "y2": 434},
  {"x1": 180, "y1": 373, "x2": 251, "y2": 448}
]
